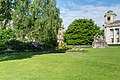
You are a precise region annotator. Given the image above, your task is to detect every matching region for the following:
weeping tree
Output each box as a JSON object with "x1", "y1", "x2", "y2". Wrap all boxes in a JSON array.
[
  {"x1": 0, "y1": 0, "x2": 13, "y2": 29},
  {"x1": 31, "y1": 0, "x2": 62, "y2": 47},
  {"x1": 46, "y1": 0, "x2": 62, "y2": 47},
  {"x1": 12, "y1": 0, "x2": 62, "y2": 47},
  {"x1": 0, "y1": 0, "x2": 15, "y2": 48},
  {"x1": 12, "y1": 0, "x2": 33, "y2": 41}
]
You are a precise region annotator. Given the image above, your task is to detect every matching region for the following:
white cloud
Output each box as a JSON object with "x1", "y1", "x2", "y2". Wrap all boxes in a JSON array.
[{"x1": 60, "y1": 4, "x2": 120, "y2": 30}]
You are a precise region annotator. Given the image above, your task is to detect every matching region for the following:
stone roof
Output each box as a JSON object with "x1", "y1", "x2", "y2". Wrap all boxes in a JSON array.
[
  {"x1": 107, "y1": 10, "x2": 114, "y2": 13},
  {"x1": 109, "y1": 20, "x2": 120, "y2": 25},
  {"x1": 106, "y1": 20, "x2": 120, "y2": 27},
  {"x1": 104, "y1": 10, "x2": 117, "y2": 17}
]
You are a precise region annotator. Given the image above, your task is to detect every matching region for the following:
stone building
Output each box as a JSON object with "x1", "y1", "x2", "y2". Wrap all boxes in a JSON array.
[
  {"x1": 57, "y1": 26, "x2": 64, "y2": 46},
  {"x1": 104, "y1": 10, "x2": 120, "y2": 44}
]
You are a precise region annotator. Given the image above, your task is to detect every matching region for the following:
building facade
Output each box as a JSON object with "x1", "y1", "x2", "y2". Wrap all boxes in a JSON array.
[
  {"x1": 104, "y1": 10, "x2": 120, "y2": 44},
  {"x1": 57, "y1": 26, "x2": 64, "y2": 46}
]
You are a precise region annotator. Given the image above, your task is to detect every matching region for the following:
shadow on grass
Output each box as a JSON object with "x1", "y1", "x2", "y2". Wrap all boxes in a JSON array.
[
  {"x1": 0, "y1": 52, "x2": 43, "y2": 62},
  {"x1": 0, "y1": 47, "x2": 70, "y2": 62},
  {"x1": 0, "y1": 49, "x2": 67, "y2": 62}
]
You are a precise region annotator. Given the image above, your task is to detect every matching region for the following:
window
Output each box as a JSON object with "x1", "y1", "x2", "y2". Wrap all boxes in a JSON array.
[
  {"x1": 117, "y1": 38, "x2": 119, "y2": 43},
  {"x1": 110, "y1": 29, "x2": 113, "y2": 32},
  {"x1": 115, "y1": 28, "x2": 119, "y2": 35},
  {"x1": 110, "y1": 29, "x2": 113, "y2": 36},
  {"x1": 111, "y1": 38, "x2": 114, "y2": 43},
  {"x1": 107, "y1": 17, "x2": 111, "y2": 21}
]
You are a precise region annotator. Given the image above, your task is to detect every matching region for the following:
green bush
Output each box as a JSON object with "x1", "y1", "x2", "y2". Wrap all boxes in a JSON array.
[
  {"x1": 4, "y1": 40, "x2": 44, "y2": 52},
  {"x1": 0, "y1": 29, "x2": 15, "y2": 47},
  {"x1": 53, "y1": 47, "x2": 67, "y2": 53},
  {"x1": 59, "y1": 42, "x2": 72, "y2": 50},
  {"x1": 66, "y1": 48, "x2": 87, "y2": 53},
  {"x1": 52, "y1": 43, "x2": 72, "y2": 53},
  {"x1": 108, "y1": 44, "x2": 120, "y2": 46},
  {"x1": 64, "y1": 19, "x2": 102, "y2": 45}
]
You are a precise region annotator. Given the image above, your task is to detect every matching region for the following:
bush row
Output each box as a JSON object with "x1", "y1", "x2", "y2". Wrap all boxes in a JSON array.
[
  {"x1": 0, "y1": 40, "x2": 46, "y2": 53},
  {"x1": 108, "y1": 44, "x2": 120, "y2": 46}
]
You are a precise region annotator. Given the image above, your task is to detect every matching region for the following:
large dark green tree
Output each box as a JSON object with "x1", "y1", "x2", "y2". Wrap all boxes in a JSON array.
[
  {"x1": 12, "y1": 0, "x2": 62, "y2": 47},
  {"x1": 64, "y1": 19, "x2": 102, "y2": 45},
  {"x1": 0, "y1": 0, "x2": 15, "y2": 48},
  {"x1": 12, "y1": 0, "x2": 32, "y2": 41},
  {"x1": 0, "y1": 0, "x2": 62, "y2": 49},
  {"x1": 0, "y1": 0, "x2": 13, "y2": 29},
  {"x1": 39, "y1": 0, "x2": 62, "y2": 46},
  {"x1": 30, "y1": 0, "x2": 62, "y2": 47}
]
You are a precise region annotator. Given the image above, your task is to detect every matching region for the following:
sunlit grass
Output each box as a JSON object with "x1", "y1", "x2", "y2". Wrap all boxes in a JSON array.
[{"x1": 0, "y1": 48, "x2": 120, "y2": 80}]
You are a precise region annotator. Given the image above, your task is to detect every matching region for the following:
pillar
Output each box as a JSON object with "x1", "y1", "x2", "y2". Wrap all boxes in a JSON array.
[
  {"x1": 119, "y1": 28, "x2": 120, "y2": 43},
  {"x1": 113, "y1": 29, "x2": 116, "y2": 44}
]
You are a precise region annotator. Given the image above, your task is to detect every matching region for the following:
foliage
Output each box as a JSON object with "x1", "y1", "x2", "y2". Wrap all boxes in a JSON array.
[
  {"x1": 12, "y1": 0, "x2": 33, "y2": 41},
  {"x1": 0, "y1": 29, "x2": 14, "y2": 47},
  {"x1": 108, "y1": 44, "x2": 120, "y2": 48},
  {"x1": 68, "y1": 45, "x2": 92, "y2": 48},
  {"x1": 4, "y1": 40, "x2": 45, "y2": 52},
  {"x1": 0, "y1": 0, "x2": 62, "y2": 51},
  {"x1": 0, "y1": 0, "x2": 12, "y2": 28},
  {"x1": 53, "y1": 42, "x2": 72, "y2": 53},
  {"x1": 64, "y1": 19, "x2": 102, "y2": 45},
  {"x1": 97, "y1": 29, "x2": 104, "y2": 36},
  {"x1": 12, "y1": 0, "x2": 62, "y2": 48},
  {"x1": 30, "y1": 0, "x2": 62, "y2": 47},
  {"x1": 66, "y1": 47, "x2": 87, "y2": 53},
  {"x1": 59, "y1": 42, "x2": 68, "y2": 49},
  {"x1": 108, "y1": 44, "x2": 120, "y2": 46},
  {"x1": 53, "y1": 47, "x2": 67, "y2": 53}
]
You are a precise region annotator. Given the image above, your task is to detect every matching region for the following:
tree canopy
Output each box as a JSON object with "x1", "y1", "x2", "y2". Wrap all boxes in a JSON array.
[
  {"x1": 64, "y1": 19, "x2": 103, "y2": 45},
  {"x1": 0, "y1": 0, "x2": 62, "y2": 50},
  {"x1": 0, "y1": 0, "x2": 12, "y2": 28}
]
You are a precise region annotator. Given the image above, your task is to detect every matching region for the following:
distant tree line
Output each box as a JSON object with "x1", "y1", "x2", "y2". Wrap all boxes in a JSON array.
[{"x1": 0, "y1": 0, "x2": 62, "y2": 52}]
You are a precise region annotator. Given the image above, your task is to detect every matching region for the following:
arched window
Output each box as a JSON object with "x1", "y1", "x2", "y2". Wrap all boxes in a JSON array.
[{"x1": 107, "y1": 17, "x2": 111, "y2": 21}]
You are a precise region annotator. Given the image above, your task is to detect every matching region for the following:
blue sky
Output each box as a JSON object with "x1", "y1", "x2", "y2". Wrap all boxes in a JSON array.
[{"x1": 56, "y1": 0, "x2": 120, "y2": 29}]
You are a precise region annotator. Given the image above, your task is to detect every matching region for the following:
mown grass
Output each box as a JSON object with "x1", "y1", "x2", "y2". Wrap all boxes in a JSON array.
[{"x1": 0, "y1": 48, "x2": 120, "y2": 80}]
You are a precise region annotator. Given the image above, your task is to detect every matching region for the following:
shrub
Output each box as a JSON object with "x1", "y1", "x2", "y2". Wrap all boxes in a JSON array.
[
  {"x1": 59, "y1": 42, "x2": 72, "y2": 50},
  {"x1": 0, "y1": 29, "x2": 15, "y2": 47},
  {"x1": 4, "y1": 40, "x2": 45, "y2": 52},
  {"x1": 108, "y1": 44, "x2": 120, "y2": 46}
]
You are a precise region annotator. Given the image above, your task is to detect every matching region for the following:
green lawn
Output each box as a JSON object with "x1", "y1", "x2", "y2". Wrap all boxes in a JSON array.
[{"x1": 0, "y1": 48, "x2": 120, "y2": 80}]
